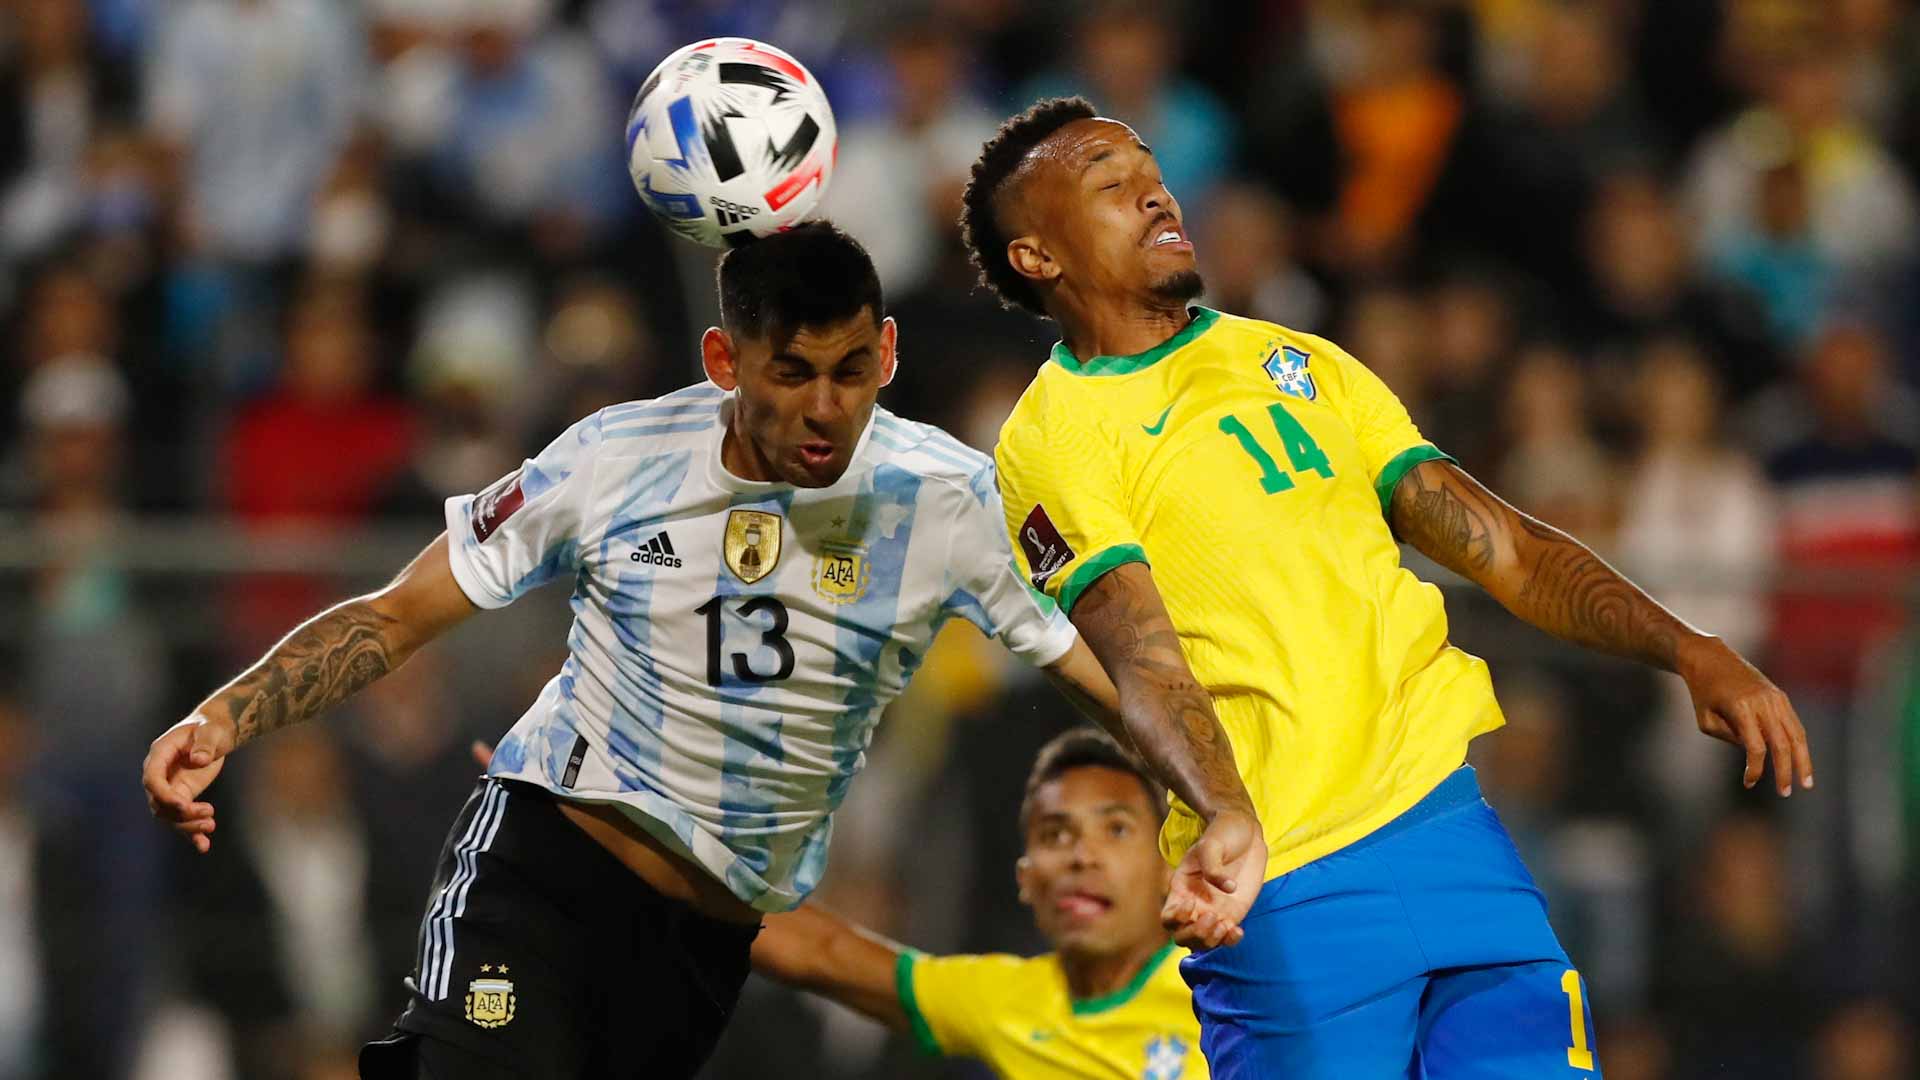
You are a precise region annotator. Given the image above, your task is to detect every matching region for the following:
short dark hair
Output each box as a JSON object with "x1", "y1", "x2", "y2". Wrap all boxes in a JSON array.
[
  {"x1": 716, "y1": 222, "x2": 883, "y2": 344},
  {"x1": 1019, "y1": 727, "x2": 1166, "y2": 832},
  {"x1": 960, "y1": 96, "x2": 1098, "y2": 317}
]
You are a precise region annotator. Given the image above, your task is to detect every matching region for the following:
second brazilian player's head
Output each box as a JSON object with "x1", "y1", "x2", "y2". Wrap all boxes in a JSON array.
[
  {"x1": 703, "y1": 222, "x2": 897, "y2": 489},
  {"x1": 961, "y1": 96, "x2": 1204, "y2": 326},
  {"x1": 1017, "y1": 728, "x2": 1173, "y2": 962}
]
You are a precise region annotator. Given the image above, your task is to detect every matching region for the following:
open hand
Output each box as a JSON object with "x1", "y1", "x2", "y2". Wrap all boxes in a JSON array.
[
  {"x1": 142, "y1": 714, "x2": 235, "y2": 853},
  {"x1": 1680, "y1": 636, "x2": 1813, "y2": 797},
  {"x1": 1161, "y1": 809, "x2": 1265, "y2": 950}
]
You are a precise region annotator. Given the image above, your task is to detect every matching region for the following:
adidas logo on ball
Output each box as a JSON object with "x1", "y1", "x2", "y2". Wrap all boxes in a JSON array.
[
  {"x1": 631, "y1": 532, "x2": 683, "y2": 568},
  {"x1": 713, "y1": 197, "x2": 761, "y2": 228}
]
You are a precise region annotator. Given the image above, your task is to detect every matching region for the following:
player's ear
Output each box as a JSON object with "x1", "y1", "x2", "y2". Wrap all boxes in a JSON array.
[
  {"x1": 1007, "y1": 234, "x2": 1059, "y2": 287},
  {"x1": 1014, "y1": 854, "x2": 1035, "y2": 908},
  {"x1": 701, "y1": 327, "x2": 740, "y2": 390},
  {"x1": 877, "y1": 316, "x2": 898, "y2": 388}
]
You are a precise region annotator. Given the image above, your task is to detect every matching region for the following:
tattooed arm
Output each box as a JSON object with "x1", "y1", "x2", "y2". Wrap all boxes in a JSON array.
[
  {"x1": 142, "y1": 533, "x2": 479, "y2": 851},
  {"x1": 1389, "y1": 459, "x2": 1813, "y2": 796},
  {"x1": 1068, "y1": 563, "x2": 1265, "y2": 948}
]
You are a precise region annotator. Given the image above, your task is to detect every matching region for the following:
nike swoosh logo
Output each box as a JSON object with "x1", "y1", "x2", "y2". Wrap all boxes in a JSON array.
[{"x1": 1142, "y1": 405, "x2": 1174, "y2": 436}]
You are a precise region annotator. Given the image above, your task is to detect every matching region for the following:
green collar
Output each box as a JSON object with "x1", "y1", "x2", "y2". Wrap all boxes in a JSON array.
[
  {"x1": 1049, "y1": 307, "x2": 1220, "y2": 377},
  {"x1": 1069, "y1": 940, "x2": 1177, "y2": 1016}
]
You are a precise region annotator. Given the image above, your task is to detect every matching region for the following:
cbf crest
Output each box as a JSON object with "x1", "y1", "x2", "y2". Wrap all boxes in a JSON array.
[
  {"x1": 724, "y1": 509, "x2": 783, "y2": 584},
  {"x1": 1262, "y1": 342, "x2": 1317, "y2": 401},
  {"x1": 813, "y1": 540, "x2": 870, "y2": 604},
  {"x1": 465, "y1": 967, "x2": 515, "y2": 1029},
  {"x1": 1143, "y1": 1034, "x2": 1188, "y2": 1080}
]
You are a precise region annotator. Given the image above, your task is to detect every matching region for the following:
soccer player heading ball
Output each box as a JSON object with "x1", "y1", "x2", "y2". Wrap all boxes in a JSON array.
[
  {"x1": 142, "y1": 223, "x2": 1156, "y2": 1078},
  {"x1": 963, "y1": 97, "x2": 1814, "y2": 1077}
]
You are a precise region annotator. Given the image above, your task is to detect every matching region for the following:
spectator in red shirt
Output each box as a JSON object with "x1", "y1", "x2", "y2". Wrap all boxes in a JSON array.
[
  {"x1": 224, "y1": 281, "x2": 414, "y2": 524},
  {"x1": 1766, "y1": 324, "x2": 1919, "y2": 696},
  {"x1": 221, "y1": 280, "x2": 415, "y2": 652}
]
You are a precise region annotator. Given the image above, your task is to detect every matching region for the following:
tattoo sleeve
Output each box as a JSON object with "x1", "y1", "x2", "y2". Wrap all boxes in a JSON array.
[
  {"x1": 1390, "y1": 460, "x2": 1695, "y2": 672},
  {"x1": 216, "y1": 600, "x2": 404, "y2": 747},
  {"x1": 1070, "y1": 562, "x2": 1255, "y2": 821}
]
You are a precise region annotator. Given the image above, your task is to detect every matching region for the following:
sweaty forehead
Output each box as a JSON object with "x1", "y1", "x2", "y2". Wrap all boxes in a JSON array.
[
  {"x1": 1029, "y1": 118, "x2": 1144, "y2": 186},
  {"x1": 1001, "y1": 118, "x2": 1145, "y2": 224},
  {"x1": 1034, "y1": 118, "x2": 1145, "y2": 173}
]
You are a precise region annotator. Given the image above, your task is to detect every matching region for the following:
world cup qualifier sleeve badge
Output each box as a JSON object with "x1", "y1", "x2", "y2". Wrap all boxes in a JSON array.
[
  {"x1": 465, "y1": 965, "x2": 516, "y2": 1029},
  {"x1": 1262, "y1": 342, "x2": 1317, "y2": 402}
]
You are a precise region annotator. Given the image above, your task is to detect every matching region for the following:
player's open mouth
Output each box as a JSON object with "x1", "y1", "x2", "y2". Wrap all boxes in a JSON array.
[
  {"x1": 1056, "y1": 891, "x2": 1112, "y2": 919},
  {"x1": 797, "y1": 442, "x2": 836, "y2": 468},
  {"x1": 1149, "y1": 226, "x2": 1191, "y2": 251}
]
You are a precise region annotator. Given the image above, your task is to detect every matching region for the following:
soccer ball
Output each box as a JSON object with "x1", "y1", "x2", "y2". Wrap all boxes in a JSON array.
[{"x1": 625, "y1": 38, "x2": 837, "y2": 248}]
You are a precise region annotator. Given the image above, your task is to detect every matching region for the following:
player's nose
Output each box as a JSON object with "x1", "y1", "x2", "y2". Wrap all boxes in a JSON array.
[{"x1": 802, "y1": 380, "x2": 846, "y2": 426}]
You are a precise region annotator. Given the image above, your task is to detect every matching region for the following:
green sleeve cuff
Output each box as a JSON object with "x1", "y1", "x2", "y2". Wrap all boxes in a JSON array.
[
  {"x1": 1056, "y1": 544, "x2": 1150, "y2": 615},
  {"x1": 1374, "y1": 444, "x2": 1456, "y2": 517},
  {"x1": 895, "y1": 950, "x2": 942, "y2": 1057}
]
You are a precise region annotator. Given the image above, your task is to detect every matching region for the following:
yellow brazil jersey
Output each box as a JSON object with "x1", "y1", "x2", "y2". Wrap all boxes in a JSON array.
[
  {"x1": 994, "y1": 307, "x2": 1504, "y2": 882},
  {"x1": 896, "y1": 942, "x2": 1205, "y2": 1080}
]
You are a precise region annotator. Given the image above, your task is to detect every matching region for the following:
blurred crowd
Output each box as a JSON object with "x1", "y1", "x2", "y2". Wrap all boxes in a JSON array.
[{"x1": 1, "y1": 0, "x2": 1918, "y2": 1077}]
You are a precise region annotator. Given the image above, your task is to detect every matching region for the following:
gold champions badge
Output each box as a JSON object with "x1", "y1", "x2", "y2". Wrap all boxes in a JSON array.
[
  {"x1": 465, "y1": 966, "x2": 516, "y2": 1029},
  {"x1": 724, "y1": 509, "x2": 783, "y2": 584},
  {"x1": 812, "y1": 541, "x2": 870, "y2": 604}
]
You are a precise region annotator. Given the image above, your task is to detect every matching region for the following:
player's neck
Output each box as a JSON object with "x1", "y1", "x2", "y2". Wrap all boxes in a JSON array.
[
  {"x1": 1062, "y1": 934, "x2": 1169, "y2": 1003},
  {"x1": 1052, "y1": 294, "x2": 1194, "y2": 364},
  {"x1": 720, "y1": 419, "x2": 777, "y2": 484}
]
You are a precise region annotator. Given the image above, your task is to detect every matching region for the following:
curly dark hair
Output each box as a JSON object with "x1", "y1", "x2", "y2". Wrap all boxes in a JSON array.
[{"x1": 959, "y1": 96, "x2": 1098, "y2": 317}]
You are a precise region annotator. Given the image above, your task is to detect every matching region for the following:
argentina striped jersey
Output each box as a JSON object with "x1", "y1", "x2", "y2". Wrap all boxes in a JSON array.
[{"x1": 443, "y1": 383, "x2": 1076, "y2": 912}]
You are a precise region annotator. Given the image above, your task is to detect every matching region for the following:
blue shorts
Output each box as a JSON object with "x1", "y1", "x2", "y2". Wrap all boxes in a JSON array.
[{"x1": 1181, "y1": 767, "x2": 1602, "y2": 1078}]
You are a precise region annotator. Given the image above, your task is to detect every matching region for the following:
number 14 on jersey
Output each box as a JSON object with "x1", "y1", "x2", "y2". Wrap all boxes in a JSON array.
[{"x1": 1218, "y1": 402, "x2": 1335, "y2": 494}]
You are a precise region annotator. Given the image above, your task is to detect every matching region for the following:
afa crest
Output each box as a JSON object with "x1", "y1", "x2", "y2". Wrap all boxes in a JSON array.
[
  {"x1": 813, "y1": 541, "x2": 870, "y2": 604},
  {"x1": 1143, "y1": 1034, "x2": 1188, "y2": 1080},
  {"x1": 465, "y1": 970, "x2": 516, "y2": 1029},
  {"x1": 1262, "y1": 343, "x2": 1317, "y2": 402}
]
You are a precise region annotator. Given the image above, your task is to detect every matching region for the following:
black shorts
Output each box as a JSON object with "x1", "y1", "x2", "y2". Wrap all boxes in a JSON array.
[{"x1": 359, "y1": 779, "x2": 760, "y2": 1079}]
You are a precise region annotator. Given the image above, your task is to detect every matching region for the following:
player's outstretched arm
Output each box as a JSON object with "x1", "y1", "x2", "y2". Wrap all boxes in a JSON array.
[
  {"x1": 142, "y1": 532, "x2": 479, "y2": 852},
  {"x1": 1389, "y1": 459, "x2": 1813, "y2": 797},
  {"x1": 1071, "y1": 563, "x2": 1266, "y2": 949},
  {"x1": 752, "y1": 905, "x2": 912, "y2": 1031},
  {"x1": 1039, "y1": 637, "x2": 1125, "y2": 728}
]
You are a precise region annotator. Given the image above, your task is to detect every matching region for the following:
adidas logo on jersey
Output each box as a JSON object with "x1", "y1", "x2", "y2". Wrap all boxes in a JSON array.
[{"x1": 630, "y1": 532, "x2": 683, "y2": 568}]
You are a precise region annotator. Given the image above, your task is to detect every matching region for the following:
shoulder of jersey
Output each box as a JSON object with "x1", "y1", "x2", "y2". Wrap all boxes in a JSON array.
[
  {"x1": 1204, "y1": 309, "x2": 1352, "y2": 396},
  {"x1": 591, "y1": 382, "x2": 729, "y2": 446},
  {"x1": 1205, "y1": 308, "x2": 1316, "y2": 351},
  {"x1": 867, "y1": 407, "x2": 993, "y2": 487},
  {"x1": 925, "y1": 950, "x2": 1060, "y2": 987}
]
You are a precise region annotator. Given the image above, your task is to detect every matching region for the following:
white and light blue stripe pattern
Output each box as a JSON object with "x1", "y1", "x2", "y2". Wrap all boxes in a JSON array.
[{"x1": 445, "y1": 389, "x2": 1076, "y2": 913}]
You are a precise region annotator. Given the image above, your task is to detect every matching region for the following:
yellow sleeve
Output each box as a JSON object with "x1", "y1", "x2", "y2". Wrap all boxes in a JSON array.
[
  {"x1": 995, "y1": 401, "x2": 1146, "y2": 615},
  {"x1": 896, "y1": 951, "x2": 1010, "y2": 1058},
  {"x1": 1313, "y1": 335, "x2": 1455, "y2": 514}
]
